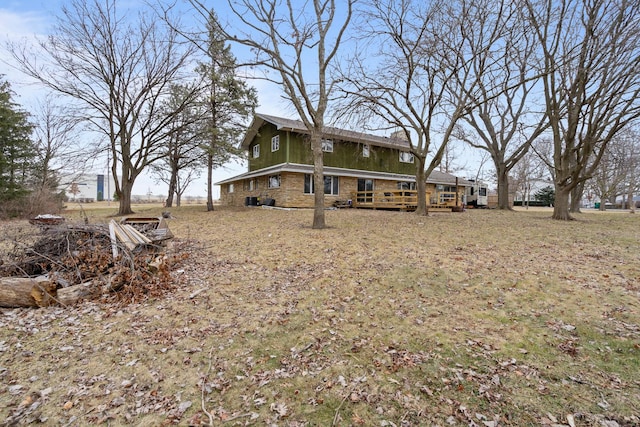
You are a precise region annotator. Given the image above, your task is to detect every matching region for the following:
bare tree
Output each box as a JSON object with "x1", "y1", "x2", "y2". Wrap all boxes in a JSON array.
[
  {"x1": 30, "y1": 96, "x2": 86, "y2": 195},
  {"x1": 192, "y1": 0, "x2": 353, "y2": 228},
  {"x1": 338, "y1": 0, "x2": 507, "y2": 215},
  {"x1": 524, "y1": 0, "x2": 640, "y2": 220},
  {"x1": 511, "y1": 144, "x2": 548, "y2": 209},
  {"x1": 8, "y1": 0, "x2": 198, "y2": 215},
  {"x1": 588, "y1": 128, "x2": 639, "y2": 210},
  {"x1": 438, "y1": 140, "x2": 467, "y2": 175},
  {"x1": 453, "y1": 0, "x2": 549, "y2": 210},
  {"x1": 150, "y1": 84, "x2": 205, "y2": 208}
]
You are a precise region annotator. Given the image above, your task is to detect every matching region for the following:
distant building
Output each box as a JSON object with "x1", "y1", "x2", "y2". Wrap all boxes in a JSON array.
[{"x1": 60, "y1": 174, "x2": 116, "y2": 202}]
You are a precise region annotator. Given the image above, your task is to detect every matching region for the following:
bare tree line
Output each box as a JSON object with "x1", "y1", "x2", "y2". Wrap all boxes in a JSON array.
[{"x1": 4, "y1": 0, "x2": 640, "y2": 223}]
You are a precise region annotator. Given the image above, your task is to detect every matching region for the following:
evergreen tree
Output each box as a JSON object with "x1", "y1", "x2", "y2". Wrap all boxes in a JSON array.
[
  {"x1": 534, "y1": 186, "x2": 556, "y2": 207},
  {"x1": 197, "y1": 10, "x2": 257, "y2": 212},
  {"x1": 0, "y1": 77, "x2": 35, "y2": 204}
]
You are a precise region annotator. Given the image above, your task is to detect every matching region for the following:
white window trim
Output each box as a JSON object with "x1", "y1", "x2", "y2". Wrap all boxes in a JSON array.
[
  {"x1": 304, "y1": 174, "x2": 339, "y2": 195},
  {"x1": 271, "y1": 135, "x2": 280, "y2": 152},
  {"x1": 321, "y1": 139, "x2": 333, "y2": 152},
  {"x1": 253, "y1": 144, "x2": 260, "y2": 158},
  {"x1": 362, "y1": 144, "x2": 370, "y2": 157},
  {"x1": 268, "y1": 174, "x2": 281, "y2": 188},
  {"x1": 399, "y1": 151, "x2": 414, "y2": 163},
  {"x1": 228, "y1": 183, "x2": 234, "y2": 193}
]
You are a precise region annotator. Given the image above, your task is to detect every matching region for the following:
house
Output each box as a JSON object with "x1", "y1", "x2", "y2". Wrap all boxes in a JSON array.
[{"x1": 216, "y1": 113, "x2": 469, "y2": 210}]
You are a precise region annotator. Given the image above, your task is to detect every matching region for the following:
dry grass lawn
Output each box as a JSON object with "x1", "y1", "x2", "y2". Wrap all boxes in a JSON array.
[{"x1": 1, "y1": 205, "x2": 639, "y2": 426}]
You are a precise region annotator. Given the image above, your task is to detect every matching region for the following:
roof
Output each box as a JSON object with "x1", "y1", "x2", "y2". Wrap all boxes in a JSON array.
[
  {"x1": 216, "y1": 162, "x2": 472, "y2": 187},
  {"x1": 240, "y1": 113, "x2": 412, "y2": 150}
]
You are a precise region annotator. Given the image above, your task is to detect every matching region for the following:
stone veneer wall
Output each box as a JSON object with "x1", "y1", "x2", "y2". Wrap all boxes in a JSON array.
[{"x1": 219, "y1": 172, "x2": 463, "y2": 208}]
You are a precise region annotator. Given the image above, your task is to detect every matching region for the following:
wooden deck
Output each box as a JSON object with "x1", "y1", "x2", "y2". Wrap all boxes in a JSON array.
[{"x1": 350, "y1": 190, "x2": 462, "y2": 211}]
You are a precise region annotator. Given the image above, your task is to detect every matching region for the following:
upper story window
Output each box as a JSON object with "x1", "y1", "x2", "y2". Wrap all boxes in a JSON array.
[
  {"x1": 362, "y1": 144, "x2": 370, "y2": 157},
  {"x1": 399, "y1": 151, "x2": 414, "y2": 163},
  {"x1": 321, "y1": 139, "x2": 333, "y2": 152},
  {"x1": 268, "y1": 174, "x2": 281, "y2": 188},
  {"x1": 271, "y1": 135, "x2": 280, "y2": 152},
  {"x1": 253, "y1": 144, "x2": 260, "y2": 158}
]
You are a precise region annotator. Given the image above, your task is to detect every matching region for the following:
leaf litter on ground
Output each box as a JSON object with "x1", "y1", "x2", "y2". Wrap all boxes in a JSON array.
[{"x1": 1, "y1": 206, "x2": 639, "y2": 425}]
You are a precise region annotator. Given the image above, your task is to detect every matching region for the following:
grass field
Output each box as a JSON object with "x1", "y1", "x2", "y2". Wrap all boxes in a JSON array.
[{"x1": 1, "y1": 205, "x2": 639, "y2": 426}]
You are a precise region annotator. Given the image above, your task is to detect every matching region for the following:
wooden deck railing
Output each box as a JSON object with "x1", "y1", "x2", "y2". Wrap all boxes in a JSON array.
[{"x1": 350, "y1": 190, "x2": 460, "y2": 211}]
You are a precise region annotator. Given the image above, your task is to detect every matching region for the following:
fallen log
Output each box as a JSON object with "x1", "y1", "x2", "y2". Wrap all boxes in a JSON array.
[
  {"x1": 56, "y1": 280, "x2": 101, "y2": 306},
  {"x1": 0, "y1": 276, "x2": 56, "y2": 308}
]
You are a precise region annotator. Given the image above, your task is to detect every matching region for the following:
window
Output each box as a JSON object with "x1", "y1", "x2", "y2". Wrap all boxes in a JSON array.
[
  {"x1": 436, "y1": 185, "x2": 457, "y2": 192},
  {"x1": 304, "y1": 174, "x2": 313, "y2": 194},
  {"x1": 324, "y1": 176, "x2": 339, "y2": 195},
  {"x1": 399, "y1": 151, "x2": 414, "y2": 163},
  {"x1": 357, "y1": 178, "x2": 374, "y2": 203},
  {"x1": 321, "y1": 139, "x2": 333, "y2": 152},
  {"x1": 228, "y1": 183, "x2": 234, "y2": 193},
  {"x1": 362, "y1": 144, "x2": 370, "y2": 157},
  {"x1": 271, "y1": 135, "x2": 280, "y2": 152},
  {"x1": 479, "y1": 186, "x2": 487, "y2": 196},
  {"x1": 397, "y1": 181, "x2": 416, "y2": 190},
  {"x1": 248, "y1": 179, "x2": 255, "y2": 191},
  {"x1": 253, "y1": 144, "x2": 260, "y2": 158},
  {"x1": 304, "y1": 174, "x2": 339, "y2": 195},
  {"x1": 268, "y1": 174, "x2": 281, "y2": 188}
]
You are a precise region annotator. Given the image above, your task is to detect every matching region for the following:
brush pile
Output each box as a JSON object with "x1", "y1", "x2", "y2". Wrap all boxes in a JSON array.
[{"x1": 0, "y1": 216, "x2": 183, "y2": 308}]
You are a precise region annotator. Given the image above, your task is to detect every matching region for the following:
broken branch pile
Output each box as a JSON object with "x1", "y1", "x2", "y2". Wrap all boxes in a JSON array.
[{"x1": 0, "y1": 216, "x2": 183, "y2": 308}]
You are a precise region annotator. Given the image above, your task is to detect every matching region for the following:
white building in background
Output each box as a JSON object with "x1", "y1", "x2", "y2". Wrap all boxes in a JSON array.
[{"x1": 60, "y1": 174, "x2": 117, "y2": 202}]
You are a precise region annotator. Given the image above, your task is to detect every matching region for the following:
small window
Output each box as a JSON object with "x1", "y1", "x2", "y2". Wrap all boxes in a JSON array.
[
  {"x1": 228, "y1": 183, "x2": 234, "y2": 193},
  {"x1": 268, "y1": 174, "x2": 281, "y2": 188},
  {"x1": 253, "y1": 144, "x2": 260, "y2": 158},
  {"x1": 362, "y1": 144, "x2": 370, "y2": 157},
  {"x1": 479, "y1": 187, "x2": 487, "y2": 196},
  {"x1": 271, "y1": 135, "x2": 280, "y2": 152},
  {"x1": 399, "y1": 151, "x2": 414, "y2": 163},
  {"x1": 248, "y1": 179, "x2": 255, "y2": 191},
  {"x1": 397, "y1": 181, "x2": 416, "y2": 190},
  {"x1": 321, "y1": 139, "x2": 333, "y2": 152}
]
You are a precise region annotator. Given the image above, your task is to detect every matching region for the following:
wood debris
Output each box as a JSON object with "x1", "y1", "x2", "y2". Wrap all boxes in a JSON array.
[{"x1": 0, "y1": 215, "x2": 178, "y2": 308}]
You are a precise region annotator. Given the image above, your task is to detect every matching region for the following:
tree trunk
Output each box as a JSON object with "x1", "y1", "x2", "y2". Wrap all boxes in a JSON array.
[
  {"x1": 0, "y1": 276, "x2": 56, "y2": 308},
  {"x1": 206, "y1": 153, "x2": 214, "y2": 212},
  {"x1": 414, "y1": 157, "x2": 428, "y2": 216},
  {"x1": 629, "y1": 184, "x2": 635, "y2": 213},
  {"x1": 311, "y1": 132, "x2": 326, "y2": 229},
  {"x1": 570, "y1": 182, "x2": 584, "y2": 213},
  {"x1": 57, "y1": 281, "x2": 101, "y2": 306},
  {"x1": 496, "y1": 164, "x2": 512, "y2": 210},
  {"x1": 118, "y1": 179, "x2": 135, "y2": 215},
  {"x1": 165, "y1": 167, "x2": 177, "y2": 208},
  {"x1": 552, "y1": 185, "x2": 573, "y2": 220}
]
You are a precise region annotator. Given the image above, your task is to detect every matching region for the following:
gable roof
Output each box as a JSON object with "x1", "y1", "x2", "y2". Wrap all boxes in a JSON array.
[{"x1": 240, "y1": 113, "x2": 412, "y2": 150}]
